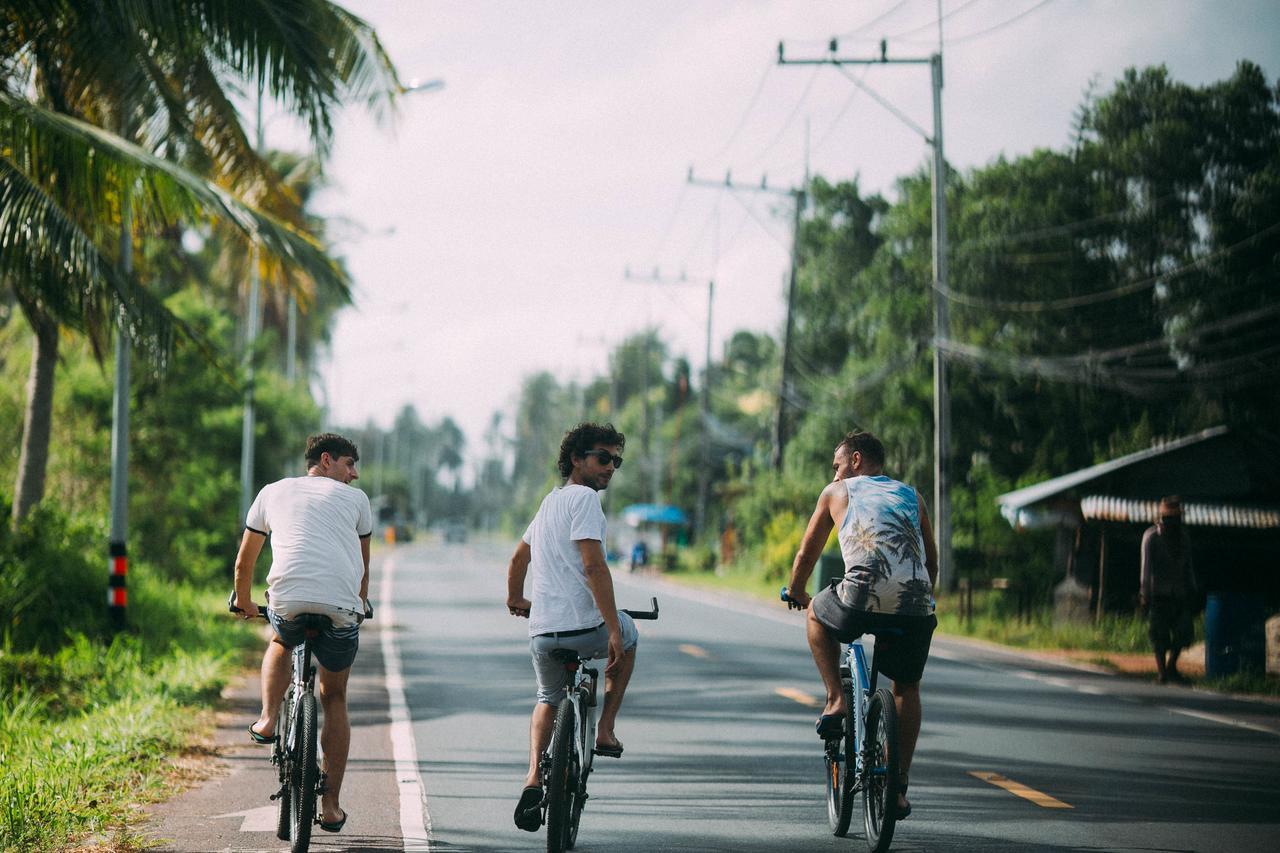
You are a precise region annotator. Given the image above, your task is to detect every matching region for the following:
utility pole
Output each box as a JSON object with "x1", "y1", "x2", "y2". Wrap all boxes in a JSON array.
[
  {"x1": 108, "y1": 178, "x2": 132, "y2": 630},
  {"x1": 240, "y1": 89, "x2": 265, "y2": 523},
  {"x1": 686, "y1": 169, "x2": 804, "y2": 471},
  {"x1": 624, "y1": 266, "x2": 715, "y2": 538},
  {"x1": 777, "y1": 36, "x2": 953, "y2": 591}
]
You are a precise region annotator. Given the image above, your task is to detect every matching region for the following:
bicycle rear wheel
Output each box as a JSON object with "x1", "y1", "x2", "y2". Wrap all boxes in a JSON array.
[
  {"x1": 862, "y1": 688, "x2": 900, "y2": 853},
  {"x1": 289, "y1": 692, "x2": 319, "y2": 853},
  {"x1": 275, "y1": 693, "x2": 295, "y2": 841},
  {"x1": 825, "y1": 674, "x2": 856, "y2": 836},
  {"x1": 545, "y1": 698, "x2": 577, "y2": 853}
]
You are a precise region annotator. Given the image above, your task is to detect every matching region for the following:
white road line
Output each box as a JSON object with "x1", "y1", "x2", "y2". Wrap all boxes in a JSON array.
[
  {"x1": 1166, "y1": 706, "x2": 1280, "y2": 736},
  {"x1": 211, "y1": 805, "x2": 276, "y2": 832},
  {"x1": 379, "y1": 552, "x2": 432, "y2": 851}
]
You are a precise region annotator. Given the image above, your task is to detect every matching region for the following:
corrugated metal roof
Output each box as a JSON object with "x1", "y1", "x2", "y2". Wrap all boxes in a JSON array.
[
  {"x1": 996, "y1": 426, "x2": 1229, "y2": 514},
  {"x1": 1080, "y1": 495, "x2": 1280, "y2": 529}
]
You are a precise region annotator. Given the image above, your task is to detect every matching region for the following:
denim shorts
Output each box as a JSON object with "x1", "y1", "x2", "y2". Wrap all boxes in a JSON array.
[
  {"x1": 267, "y1": 608, "x2": 361, "y2": 672},
  {"x1": 811, "y1": 585, "x2": 936, "y2": 684},
  {"x1": 530, "y1": 612, "x2": 639, "y2": 705}
]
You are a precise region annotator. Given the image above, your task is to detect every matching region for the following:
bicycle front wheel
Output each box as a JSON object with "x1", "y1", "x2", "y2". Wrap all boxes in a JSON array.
[
  {"x1": 290, "y1": 692, "x2": 319, "y2": 853},
  {"x1": 825, "y1": 676, "x2": 855, "y2": 836},
  {"x1": 545, "y1": 698, "x2": 577, "y2": 853},
  {"x1": 863, "y1": 688, "x2": 901, "y2": 853}
]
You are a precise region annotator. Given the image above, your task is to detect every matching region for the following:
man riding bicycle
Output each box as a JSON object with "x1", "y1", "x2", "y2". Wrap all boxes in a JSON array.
[
  {"x1": 785, "y1": 430, "x2": 937, "y2": 820},
  {"x1": 506, "y1": 422, "x2": 642, "y2": 833},
  {"x1": 232, "y1": 432, "x2": 373, "y2": 834}
]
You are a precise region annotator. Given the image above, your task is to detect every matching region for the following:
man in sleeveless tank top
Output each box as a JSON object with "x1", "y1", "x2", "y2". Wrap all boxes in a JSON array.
[{"x1": 785, "y1": 430, "x2": 938, "y2": 819}]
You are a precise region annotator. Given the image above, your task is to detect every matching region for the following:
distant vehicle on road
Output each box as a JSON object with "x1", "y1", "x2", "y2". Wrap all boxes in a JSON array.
[{"x1": 442, "y1": 521, "x2": 468, "y2": 543}]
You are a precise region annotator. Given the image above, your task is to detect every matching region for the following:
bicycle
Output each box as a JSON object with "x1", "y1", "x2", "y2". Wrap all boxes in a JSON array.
[
  {"x1": 227, "y1": 592, "x2": 372, "y2": 853},
  {"x1": 782, "y1": 588, "x2": 901, "y2": 853},
  {"x1": 535, "y1": 598, "x2": 660, "y2": 853}
]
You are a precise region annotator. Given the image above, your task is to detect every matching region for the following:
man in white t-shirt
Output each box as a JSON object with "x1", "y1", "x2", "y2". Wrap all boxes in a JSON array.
[
  {"x1": 506, "y1": 422, "x2": 640, "y2": 832},
  {"x1": 232, "y1": 432, "x2": 373, "y2": 834}
]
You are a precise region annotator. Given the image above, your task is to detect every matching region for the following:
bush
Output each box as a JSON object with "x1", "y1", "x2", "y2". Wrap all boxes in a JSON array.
[{"x1": 0, "y1": 501, "x2": 110, "y2": 652}]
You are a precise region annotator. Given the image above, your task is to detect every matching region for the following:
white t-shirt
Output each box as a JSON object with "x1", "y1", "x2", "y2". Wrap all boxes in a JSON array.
[
  {"x1": 246, "y1": 475, "x2": 373, "y2": 615},
  {"x1": 522, "y1": 484, "x2": 608, "y2": 636}
]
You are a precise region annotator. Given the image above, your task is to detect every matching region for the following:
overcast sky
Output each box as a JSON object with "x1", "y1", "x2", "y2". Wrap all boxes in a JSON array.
[{"x1": 274, "y1": 1, "x2": 1280, "y2": 465}]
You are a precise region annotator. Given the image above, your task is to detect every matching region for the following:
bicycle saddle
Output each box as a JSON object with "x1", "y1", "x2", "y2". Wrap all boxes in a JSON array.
[{"x1": 550, "y1": 649, "x2": 583, "y2": 665}]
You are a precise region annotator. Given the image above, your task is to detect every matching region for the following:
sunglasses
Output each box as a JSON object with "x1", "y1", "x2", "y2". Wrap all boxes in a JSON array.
[{"x1": 580, "y1": 449, "x2": 623, "y2": 469}]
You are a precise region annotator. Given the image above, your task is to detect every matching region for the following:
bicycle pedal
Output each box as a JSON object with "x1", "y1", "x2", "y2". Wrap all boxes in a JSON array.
[{"x1": 269, "y1": 787, "x2": 286, "y2": 802}]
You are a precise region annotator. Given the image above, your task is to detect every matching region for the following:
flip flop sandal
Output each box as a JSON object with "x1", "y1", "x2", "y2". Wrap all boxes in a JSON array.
[
  {"x1": 318, "y1": 810, "x2": 347, "y2": 832},
  {"x1": 247, "y1": 723, "x2": 277, "y2": 745},
  {"x1": 514, "y1": 786, "x2": 543, "y2": 832},
  {"x1": 593, "y1": 742, "x2": 624, "y2": 758}
]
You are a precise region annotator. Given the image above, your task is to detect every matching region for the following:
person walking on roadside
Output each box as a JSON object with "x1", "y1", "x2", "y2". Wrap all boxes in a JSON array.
[
  {"x1": 505, "y1": 422, "x2": 641, "y2": 833},
  {"x1": 232, "y1": 432, "x2": 373, "y2": 834},
  {"x1": 784, "y1": 430, "x2": 938, "y2": 820},
  {"x1": 1140, "y1": 495, "x2": 1197, "y2": 684}
]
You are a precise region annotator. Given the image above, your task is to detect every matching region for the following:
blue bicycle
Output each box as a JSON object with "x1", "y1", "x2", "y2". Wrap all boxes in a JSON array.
[{"x1": 783, "y1": 588, "x2": 901, "y2": 852}]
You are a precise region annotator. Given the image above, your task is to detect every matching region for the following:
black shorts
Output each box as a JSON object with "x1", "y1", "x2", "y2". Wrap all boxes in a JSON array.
[{"x1": 811, "y1": 584, "x2": 936, "y2": 684}]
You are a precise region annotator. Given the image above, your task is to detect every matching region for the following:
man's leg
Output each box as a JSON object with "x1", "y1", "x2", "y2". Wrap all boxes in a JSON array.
[
  {"x1": 317, "y1": 666, "x2": 352, "y2": 825},
  {"x1": 253, "y1": 638, "x2": 291, "y2": 738},
  {"x1": 893, "y1": 680, "x2": 922, "y2": 812},
  {"x1": 807, "y1": 608, "x2": 847, "y2": 717},
  {"x1": 596, "y1": 646, "x2": 636, "y2": 751},
  {"x1": 524, "y1": 703, "x2": 556, "y2": 788}
]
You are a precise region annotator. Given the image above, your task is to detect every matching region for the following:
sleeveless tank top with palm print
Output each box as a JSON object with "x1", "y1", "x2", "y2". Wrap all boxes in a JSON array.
[{"x1": 836, "y1": 475, "x2": 933, "y2": 616}]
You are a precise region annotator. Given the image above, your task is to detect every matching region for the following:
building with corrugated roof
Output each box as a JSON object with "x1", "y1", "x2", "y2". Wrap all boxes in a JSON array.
[{"x1": 996, "y1": 426, "x2": 1280, "y2": 616}]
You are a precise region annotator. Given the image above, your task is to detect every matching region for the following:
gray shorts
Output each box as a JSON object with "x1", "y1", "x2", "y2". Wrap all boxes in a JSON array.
[
  {"x1": 531, "y1": 612, "x2": 639, "y2": 705},
  {"x1": 267, "y1": 608, "x2": 360, "y2": 673}
]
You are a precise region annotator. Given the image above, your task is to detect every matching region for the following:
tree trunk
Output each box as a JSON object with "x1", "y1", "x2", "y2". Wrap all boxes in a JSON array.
[{"x1": 12, "y1": 311, "x2": 59, "y2": 523}]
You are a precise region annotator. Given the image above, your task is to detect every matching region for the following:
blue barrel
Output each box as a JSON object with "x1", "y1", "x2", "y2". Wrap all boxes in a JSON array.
[{"x1": 1204, "y1": 592, "x2": 1266, "y2": 678}]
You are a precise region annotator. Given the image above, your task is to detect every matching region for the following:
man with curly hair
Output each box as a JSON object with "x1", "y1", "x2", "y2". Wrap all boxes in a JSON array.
[{"x1": 506, "y1": 422, "x2": 640, "y2": 832}]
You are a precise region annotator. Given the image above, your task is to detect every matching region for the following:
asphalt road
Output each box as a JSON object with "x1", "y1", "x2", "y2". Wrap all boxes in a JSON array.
[{"x1": 146, "y1": 538, "x2": 1280, "y2": 852}]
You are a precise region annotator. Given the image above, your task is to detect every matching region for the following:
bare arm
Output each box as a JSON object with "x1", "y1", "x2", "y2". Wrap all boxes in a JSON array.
[
  {"x1": 577, "y1": 538, "x2": 624, "y2": 674},
  {"x1": 359, "y1": 535, "x2": 371, "y2": 601},
  {"x1": 507, "y1": 539, "x2": 533, "y2": 617},
  {"x1": 917, "y1": 491, "x2": 939, "y2": 588},
  {"x1": 785, "y1": 483, "x2": 840, "y2": 608},
  {"x1": 1139, "y1": 529, "x2": 1153, "y2": 607},
  {"x1": 232, "y1": 529, "x2": 267, "y2": 619}
]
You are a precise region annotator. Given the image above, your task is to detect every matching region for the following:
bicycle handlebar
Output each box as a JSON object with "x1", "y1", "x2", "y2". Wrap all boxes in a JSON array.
[
  {"x1": 780, "y1": 586, "x2": 805, "y2": 610},
  {"x1": 620, "y1": 597, "x2": 660, "y2": 620},
  {"x1": 227, "y1": 590, "x2": 373, "y2": 622}
]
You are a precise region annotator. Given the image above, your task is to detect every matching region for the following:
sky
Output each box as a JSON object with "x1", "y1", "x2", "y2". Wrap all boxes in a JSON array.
[{"x1": 266, "y1": 0, "x2": 1280, "y2": 468}]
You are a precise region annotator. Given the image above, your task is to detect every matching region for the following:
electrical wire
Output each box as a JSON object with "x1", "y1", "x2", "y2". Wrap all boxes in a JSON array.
[
  {"x1": 703, "y1": 60, "x2": 776, "y2": 165},
  {"x1": 836, "y1": 1, "x2": 914, "y2": 40},
  {"x1": 885, "y1": 0, "x2": 987, "y2": 40},
  {"x1": 739, "y1": 64, "x2": 823, "y2": 169},
  {"x1": 940, "y1": 220, "x2": 1280, "y2": 312},
  {"x1": 944, "y1": 0, "x2": 1055, "y2": 46}
]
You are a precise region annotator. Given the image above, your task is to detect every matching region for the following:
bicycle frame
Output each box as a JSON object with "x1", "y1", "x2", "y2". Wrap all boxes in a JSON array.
[{"x1": 845, "y1": 639, "x2": 875, "y2": 788}]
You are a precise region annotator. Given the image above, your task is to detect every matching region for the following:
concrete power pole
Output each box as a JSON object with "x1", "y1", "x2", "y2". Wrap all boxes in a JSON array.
[
  {"x1": 623, "y1": 267, "x2": 715, "y2": 538},
  {"x1": 777, "y1": 38, "x2": 953, "y2": 591},
  {"x1": 108, "y1": 182, "x2": 132, "y2": 630},
  {"x1": 685, "y1": 170, "x2": 804, "y2": 471}
]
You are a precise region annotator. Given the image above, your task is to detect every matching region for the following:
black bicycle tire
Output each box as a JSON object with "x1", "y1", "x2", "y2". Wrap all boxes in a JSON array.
[
  {"x1": 545, "y1": 698, "x2": 576, "y2": 853},
  {"x1": 290, "y1": 692, "x2": 319, "y2": 853},
  {"x1": 826, "y1": 676, "x2": 856, "y2": 836},
  {"x1": 863, "y1": 688, "x2": 900, "y2": 853},
  {"x1": 275, "y1": 695, "x2": 293, "y2": 841}
]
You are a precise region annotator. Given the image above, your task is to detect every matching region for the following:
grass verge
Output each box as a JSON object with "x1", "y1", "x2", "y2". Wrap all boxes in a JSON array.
[{"x1": 0, "y1": 582, "x2": 258, "y2": 852}]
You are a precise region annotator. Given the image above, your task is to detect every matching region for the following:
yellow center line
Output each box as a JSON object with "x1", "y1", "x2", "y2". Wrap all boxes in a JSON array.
[
  {"x1": 678, "y1": 643, "x2": 710, "y2": 659},
  {"x1": 969, "y1": 771, "x2": 1073, "y2": 809},
  {"x1": 774, "y1": 687, "x2": 821, "y2": 708}
]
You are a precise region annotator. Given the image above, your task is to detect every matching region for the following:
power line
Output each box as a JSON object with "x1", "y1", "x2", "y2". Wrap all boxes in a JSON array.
[
  {"x1": 941, "y1": 219, "x2": 1280, "y2": 312},
  {"x1": 945, "y1": 0, "x2": 1054, "y2": 45},
  {"x1": 885, "y1": 0, "x2": 987, "y2": 40},
  {"x1": 836, "y1": 0, "x2": 913, "y2": 39},
  {"x1": 703, "y1": 60, "x2": 776, "y2": 164}
]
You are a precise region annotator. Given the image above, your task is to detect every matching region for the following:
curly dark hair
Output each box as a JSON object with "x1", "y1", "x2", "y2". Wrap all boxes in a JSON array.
[
  {"x1": 305, "y1": 433, "x2": 359, "y2": 467},
  {"x1": 557, "y1": 422, "x2": 626, "y2": 478},
  {"x1": 836, "y1": 430, "x2": 885, "y2": 468}
]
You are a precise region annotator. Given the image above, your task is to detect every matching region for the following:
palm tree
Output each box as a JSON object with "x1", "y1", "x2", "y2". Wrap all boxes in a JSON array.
[{"x1": 0, "y1": 0, "x2": 401, "y2": 521}]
